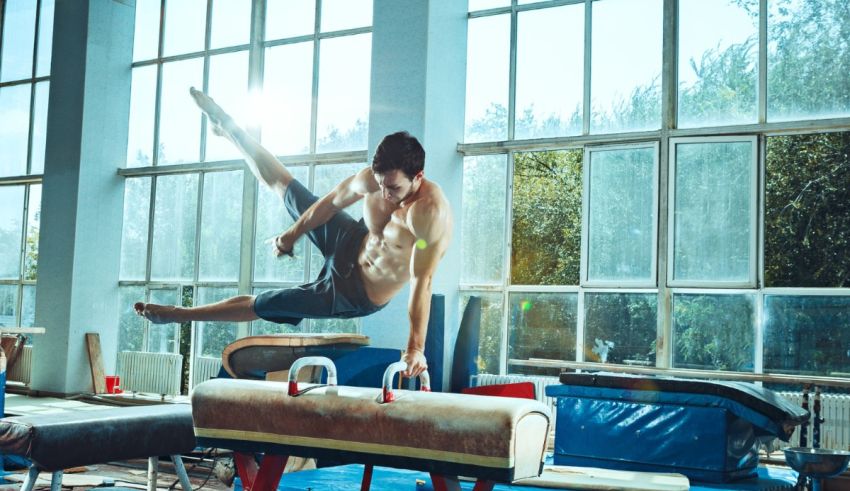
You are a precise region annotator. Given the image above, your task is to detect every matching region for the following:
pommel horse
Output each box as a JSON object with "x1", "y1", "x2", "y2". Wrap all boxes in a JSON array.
[{"x1": 191, "y1": 357, "x2": 551, "y2": 491}]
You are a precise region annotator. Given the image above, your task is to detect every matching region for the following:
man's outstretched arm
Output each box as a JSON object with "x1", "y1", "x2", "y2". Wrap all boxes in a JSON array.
[
  {"x1": 404, "y1": 200, "x2": 452, "y2": 377},
  {"x1": 273, "y1": 167, "x2": 377, "y2": 255}
]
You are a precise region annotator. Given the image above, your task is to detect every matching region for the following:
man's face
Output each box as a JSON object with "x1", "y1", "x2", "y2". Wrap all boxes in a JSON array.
[{"x1": 374, "y1": 169, "x2": 421, "y2": 204}]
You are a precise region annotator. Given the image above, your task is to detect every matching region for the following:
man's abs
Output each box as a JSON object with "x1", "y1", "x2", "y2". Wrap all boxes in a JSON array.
[{"x1": 357, "y1": 220, "x2": 415, "y2": 305}]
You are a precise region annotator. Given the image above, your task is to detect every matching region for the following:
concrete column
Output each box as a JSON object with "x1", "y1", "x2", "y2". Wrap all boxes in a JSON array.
[
  {"x1": 362, "y1": 0, "x2": 468, "y2": 388},
  {"x1": 31, "y1": 0, "x2": 134, "y2": 394}
]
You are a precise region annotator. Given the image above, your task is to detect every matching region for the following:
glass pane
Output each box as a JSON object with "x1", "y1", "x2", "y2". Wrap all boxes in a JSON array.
[
  {"x1": 316, "y1": 34, "x2": 370, "y2": 152},
  {"x1": 253, "y1": 166, "x2": 309, "y2": 283},
  {"x1": 515, "y1": 4, "x2": 584, "y2": 139},
  {"x1": 0, "y1": 84, "x2": 32, "y2": 177},
  {"x1": 768, "y1": 0, "x2": 850, "y2": 122},
  {"x1": 461, "y1": 155, "x2": 507, "y2": 284},
  {"x1": 120, "y1": 177, "x2": 152, "y2": 281},
  {"x1": 512, "y1": 150, "x2": 582, "y2": 285},
  {"x1": 210, "y1": 0, "x2": 251, "y2": 49},
  {"x1": 764, "y1": 295, "x2": 850, "y2": 377},
  {"x1": 266, "y1": 0, "x2": 315, "y2": 40},
  {"x1": 469, "y1": 0, "x2": 509, "y2": 10},
  {"x1": 251, "y1": 287, "x2": 305, "y2": 333},
  {"x1": 310, "y1": 317, "x2": 360, "y2": 334},
  {"x1": 673, "y1": 293, "x2": 755, "y2": 371},
  {"x1": 465, "y1": 14, "x2": 510, "y2": 143},
  {"x1": 678, "y1": 0, "x2": 758, "y2": 128},
  {"x1": 0, "y1": 186, "x2": 25, "y2": 279},
  {"x1": 150, "y1": 174, "x2": 199, "y2": 281},
  {"x1": 586, "y1": 146, "x2": 656, "y2": 283},
  {"x1": 23, "y1": 184, "x2": 40, "y2": 280},
  {"x1": 0, "y1": 0, "x2": 36, "y2": 82},
  {"x1": 196, "y1": 287, "x2": 239, "y2": 357},
  {"x1": 313, "y1": 163, "x2": 364, "y2": 220},
  {"x1": 310, "y1": 162, "x2": 365, "y2": 270},
  {"x1": 29, "y1": 81, "x2": 49, "y2": 174},
  {"x1": 147, "y1": 288, "x2": 180, "y2": 352},
  {"x1": 133, "y1": 0, "x2": 161, "y2": 62},
  {"x1": 0, "y1": 285, "x2": 18, "y2": 327},
  {"x1": 199, "y1": 170, "x2": 244, "y2": 281},
  {"x1": 461, "y1": 292, "x2": 504, "y2": 375},
  {"x1": 35, "y1": 0, "x2": 54, "y2": 77},
  {"x1": 206, "y1": 51, "x2": 249, "y2": 161},
  {"x1": 585, "y1": 293, "x2": 657, "y2": 365},
  {"x1": 119, "y1": 286, "x2": 146, "y2": 352},
  {"x1": 508, "y1": 292, "x2": 577, "y2": 376},
  {"x1": 262, "y1": 42, "x2": 313, "y2": 155},
  {"x1": 320, "y1": 0, "x2": 371, "y2": 32},
  {"x1": 672, "y1": 141, "x2": 753, "y2": 282},
  {"x1": 127, "y1": 66, "x2": 157, "y2": 167},
  {"x1": 765, "y1": 132, "x2": 850, "y2": 288},
  {"x1": 162, "y1": 0, "x2": 206, "y2": 57},
  {"x1": 590, "y1": 0, "x2": 662, "y2": 133},
  {"x1": 21, "y1": 284, "x2": 35, "y2": 328},
  {"x1": 158, "y1": 59, "x2": 204, "y2": 165}
]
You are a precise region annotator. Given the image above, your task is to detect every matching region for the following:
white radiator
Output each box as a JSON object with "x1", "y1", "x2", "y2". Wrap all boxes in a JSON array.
[
  {"x1": 778, "y1": 391, "x2": 850, "y2": 451},
  {"x1": 7, "y1": 346, "x2": 32, "y2": 384},
  {"x1": 471, "y1": 373, "x2": 561, "y2": 412},
  {"x1": 192, "y1": 356, "x2": 222, "y2": 388},
  {"x1": 117, "y1": 351, "x2": 183, "y2": 396}
]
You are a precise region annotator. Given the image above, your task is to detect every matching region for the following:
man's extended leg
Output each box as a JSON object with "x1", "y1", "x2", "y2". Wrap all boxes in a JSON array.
[
  {"x1": 135, "y1": 295, "x2": 259, "y2": 324},
  {"x1": 190, "y1": 87, "x2": 293, "y2": 200}
]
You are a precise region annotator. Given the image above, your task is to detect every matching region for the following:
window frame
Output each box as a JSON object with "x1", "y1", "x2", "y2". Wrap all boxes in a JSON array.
[
  {"x1": 459, "y1": 0, "x2": 850, "y2": 381},
  {"x1": 0, "y1": 0, "x2": 53, "y2": 329},
  {"x1": 580, "y1": 141, "x2": 659, "y2": 288},
  {"x1": 667, "y1": 135, "x2": 759, "y2": 289}
]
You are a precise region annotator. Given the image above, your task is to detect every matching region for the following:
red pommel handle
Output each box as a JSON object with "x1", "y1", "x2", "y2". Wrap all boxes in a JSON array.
[
  {"x1": 287, "y1": 356, "x2": 337, "y2": 396},
  {"x1": 381, "y1": 361, "x2": 431, "y2": 403}
]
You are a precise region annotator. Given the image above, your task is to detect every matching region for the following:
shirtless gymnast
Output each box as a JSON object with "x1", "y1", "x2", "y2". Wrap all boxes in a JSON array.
[{"x1": 134, "y1": 87, "x2": 453, "y2": 377}]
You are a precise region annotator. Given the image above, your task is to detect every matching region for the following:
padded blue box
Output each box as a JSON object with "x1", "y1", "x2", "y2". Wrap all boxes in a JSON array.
[{"x1": 546, "y1": 373, "x2": 807, "y2": 483}]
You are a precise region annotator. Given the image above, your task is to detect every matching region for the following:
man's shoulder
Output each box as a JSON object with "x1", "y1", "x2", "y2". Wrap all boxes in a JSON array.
[{"x1": 407, "y1": 181, "x2": 452, "y2": 240}]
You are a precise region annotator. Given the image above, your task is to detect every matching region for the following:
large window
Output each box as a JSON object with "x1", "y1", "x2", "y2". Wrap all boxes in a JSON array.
[
  {"x1": 0, "y1": 0, "x2": 53, "y2": 329},
  {"x1": 119, "y1": 0, "x2": 372, "y2": 388},
  {"x1": 460, "y1": 0, "x2": 850, "y2": 379}
]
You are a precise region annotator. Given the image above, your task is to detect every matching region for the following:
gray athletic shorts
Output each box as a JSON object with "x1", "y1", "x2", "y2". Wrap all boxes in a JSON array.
[{"x1": 252, "y1": 179, "x2": 385, "y2": 325}]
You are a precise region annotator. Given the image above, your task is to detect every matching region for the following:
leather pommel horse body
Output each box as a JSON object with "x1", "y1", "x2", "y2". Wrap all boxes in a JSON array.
[{"x1": 191, "y1": 358, "x2": 551, "y2": 491}]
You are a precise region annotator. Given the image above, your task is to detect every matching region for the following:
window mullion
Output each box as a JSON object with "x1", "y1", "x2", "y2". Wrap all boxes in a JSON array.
[
  {"x1": 758, "y1": 0, "x2": 767, "y2": 124},
  {"x1": 582, "y1": 0, "x2": 592, "y2": 135},
  {"x1": 309, "y1": 0, "x2": 322, "y2": 154},
  {"x1": 500, "y1": 151, "x2": 516, "y2": 374}
]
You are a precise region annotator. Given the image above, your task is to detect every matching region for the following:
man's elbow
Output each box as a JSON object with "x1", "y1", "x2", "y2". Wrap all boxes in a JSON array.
[{"x1": 411, "y1": 274, "x2": 434, "y2": 290}]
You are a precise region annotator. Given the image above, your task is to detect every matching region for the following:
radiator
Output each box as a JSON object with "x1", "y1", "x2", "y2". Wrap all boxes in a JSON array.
[
  {"x1": 778, "y1": 391, "x2": 850, "y2": 451},
  {"x1": 116, "y1": 351, "x2": 183, "y2": 396},
  {"x1": 193, "y1": 356, "x2": 222, "y2": 388},
  {"x1": 471, "y1": 373, "x2": 561, "y2": 413},
  {"x1": 7, "y1": 346, "x2": 32, "y2": 385}
]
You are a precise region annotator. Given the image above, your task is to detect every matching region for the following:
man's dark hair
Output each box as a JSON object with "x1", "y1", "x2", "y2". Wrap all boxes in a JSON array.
[{"x1": 371, "y1": 131, "x2": 425, "y2": 179}]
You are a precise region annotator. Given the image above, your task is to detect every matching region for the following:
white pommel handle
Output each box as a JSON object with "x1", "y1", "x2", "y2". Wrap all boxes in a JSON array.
[
  {"x1": 381, "y1": 361, "x2": 431, "y2": 403},
  {"x1": 288, "y1": 356, "x2": 337, "y2": 396}
]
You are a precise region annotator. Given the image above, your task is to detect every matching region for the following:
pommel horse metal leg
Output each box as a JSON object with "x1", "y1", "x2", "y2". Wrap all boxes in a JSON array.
[{"x1": 147, "y1": 455, "x2": 193, "y2": 491}]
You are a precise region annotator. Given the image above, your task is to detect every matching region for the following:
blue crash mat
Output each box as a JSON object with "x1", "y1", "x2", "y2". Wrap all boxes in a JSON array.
[{"x1": 234, "y1": 464, "x2": 798, "y2": 491}]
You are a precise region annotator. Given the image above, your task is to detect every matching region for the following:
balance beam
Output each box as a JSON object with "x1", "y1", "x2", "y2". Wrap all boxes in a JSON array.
[
  {"x1": 192, "y1": 357, "x2": 551, "y2": 491},
  {"x1": 0, "y1": 404, "x2": 196, "y2": 491}
]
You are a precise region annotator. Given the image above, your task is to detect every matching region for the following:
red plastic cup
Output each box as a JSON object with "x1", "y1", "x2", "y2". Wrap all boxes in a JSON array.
[{"x1": 105, "y1": 375, "x2": 121, "y2": 394}]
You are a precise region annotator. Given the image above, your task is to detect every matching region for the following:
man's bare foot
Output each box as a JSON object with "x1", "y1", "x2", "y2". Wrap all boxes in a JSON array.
[
  {"x1": 189, "y1": 87, "x2": 232, "y2": 137},
  {"x1": 134, "y1": 302, "x2": 182, "y2": 324}
]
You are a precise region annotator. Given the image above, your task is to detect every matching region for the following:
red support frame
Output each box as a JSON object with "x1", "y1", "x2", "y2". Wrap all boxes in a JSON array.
[{"x1": 233, "y1": 452, "x2": 288, "y2": 491}]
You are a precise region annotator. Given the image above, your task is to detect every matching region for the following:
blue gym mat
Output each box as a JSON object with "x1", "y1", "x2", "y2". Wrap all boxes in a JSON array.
[{"x1": 234, "y1": 463, "x2": 798, "y2": 491}]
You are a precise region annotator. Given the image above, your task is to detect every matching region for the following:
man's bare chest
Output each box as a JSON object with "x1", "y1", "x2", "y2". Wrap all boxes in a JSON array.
[{"x1": 362, "y1": 194, "x2": 415, "y2": 246}]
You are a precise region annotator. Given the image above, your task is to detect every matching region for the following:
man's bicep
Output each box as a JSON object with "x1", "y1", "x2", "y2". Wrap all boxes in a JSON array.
[
  {"x1": 410, "y1": 235, "x2": 447, "y2": 279},
  {"x1": 330, "y1": 170, "x2": 372, "y2": 209}
]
